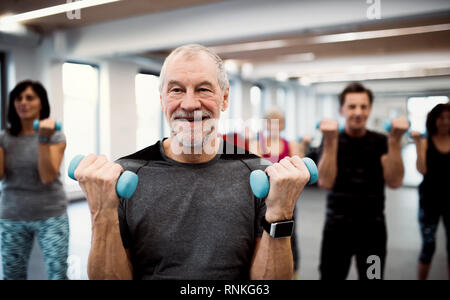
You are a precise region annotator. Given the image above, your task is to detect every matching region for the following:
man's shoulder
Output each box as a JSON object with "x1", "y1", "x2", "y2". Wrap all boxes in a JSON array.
[
  {"x1": 116, "y1": 141, "x2": 163, "y2": 172},
  {"x1": 367, "y1": 129, "x2": 386, "y2": 138},
  {"x1": 220, "y1": 140, "x2": 270, "y2": 171},
  {"x1": 366, "y1": 130, "x2": 388, "y2": 144}
]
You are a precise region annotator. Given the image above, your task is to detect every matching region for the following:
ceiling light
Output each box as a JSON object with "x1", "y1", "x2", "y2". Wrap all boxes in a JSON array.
[
  {"x1": 210, "y1": 40, "x2": 289, "y2": 54},
  {"x1": 276, "y1": 72, "x2": 288, "y2": 82},
  {"x1": 313, "y1": 24, "x2": 450, "y2": 44},
  {"x1": 277, "y1": 52, "x2": 315, "y2": 62},
  {"x1": 0, "y1": 0, "x2": 120, "y2": 24},
  {"x1": 0, "y1": 14, "x2": 27, "y2": 34}
]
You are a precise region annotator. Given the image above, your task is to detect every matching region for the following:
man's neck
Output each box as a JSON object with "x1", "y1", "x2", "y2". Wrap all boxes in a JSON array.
[
  {"x1": 163, "y1": 136, "x2": 221, "y2": 164},
  {"x1": 345, "y1": 126, "x2": 367, "y2": 138}
]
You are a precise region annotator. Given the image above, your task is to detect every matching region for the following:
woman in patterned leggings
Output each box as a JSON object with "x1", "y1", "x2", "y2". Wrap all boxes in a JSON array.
[
  {"x1": 412, "y1": 103, "x2": 450, "y2": 280},
  {"x1": 0, "y1": 80, "x2": 69, "y2": 280}
]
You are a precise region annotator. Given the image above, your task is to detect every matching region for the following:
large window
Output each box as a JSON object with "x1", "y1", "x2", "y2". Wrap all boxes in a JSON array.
[
  {"x1": 407, "y1": 96, "x2": 449, "y2": 133},
  {"x1": 403, "y1": 95, "x2": 449, "y2": 186},
  {"x1": 135, "y1": 73, "x2": 163, "y2": 150},
  {"x1": 250, "y1": 85, "x2": 263, "y2": 132},
  {"x1": 284, "y1": 87, "x2": 296, "y2": 141},
  {"x1": 62, "y1": 62, "x2": 99, "y2": 188}
]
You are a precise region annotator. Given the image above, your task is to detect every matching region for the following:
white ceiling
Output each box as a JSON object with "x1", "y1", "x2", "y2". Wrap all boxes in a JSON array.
[{"x1": 2, "y1": 0, "x2": 450, "y2": 83}]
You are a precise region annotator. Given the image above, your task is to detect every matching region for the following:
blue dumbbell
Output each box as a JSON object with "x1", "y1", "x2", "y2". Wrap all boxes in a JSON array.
[
  {"x1": 33, "y1": 119, "x2": 62, "y2": 132},
  {"x1": 68, "y1": 154, "x2": 138, "y2": 199},
  {"x1": 316, "y1": 120, "x2": 344, "y2": 133},
  {"x1": 249, "y1": 157, "x2": 318, "y2": 198},
  {"x1": 384, "y1": 120, "x2": 426, "y2": 138}
]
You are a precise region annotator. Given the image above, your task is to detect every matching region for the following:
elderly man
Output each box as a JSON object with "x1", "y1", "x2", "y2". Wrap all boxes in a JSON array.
[{"x1": 74, "y1": 44, "x2": 311, "y2": 280}]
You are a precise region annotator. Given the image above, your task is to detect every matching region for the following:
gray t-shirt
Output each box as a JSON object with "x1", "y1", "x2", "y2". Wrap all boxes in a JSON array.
[
  {"x1": 0, "y1": 130, "x2": 68, "y2": 221},
  {"x1": 117, "y1": 139, "x2": 269, "y2": 280}
]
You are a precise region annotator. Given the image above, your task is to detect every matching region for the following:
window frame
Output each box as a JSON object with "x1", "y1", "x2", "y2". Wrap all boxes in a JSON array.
[{"x1": 0, "y1": 52, "x2": 7, "y2": 130}]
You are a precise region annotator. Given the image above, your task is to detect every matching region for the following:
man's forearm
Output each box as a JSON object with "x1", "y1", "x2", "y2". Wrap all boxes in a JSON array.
[
  {"x1": 383, "y1": 137, "x2": 404, "y2": 188},
  {"x1": 250, "y1": 233, "x2": 293, "y2": 280},
  {"x1": 88, "y1": 210, "x2": 133, "y2": 280},
  {"x1": 318, "y1": 138, "x2": 338, "y2": 189}
]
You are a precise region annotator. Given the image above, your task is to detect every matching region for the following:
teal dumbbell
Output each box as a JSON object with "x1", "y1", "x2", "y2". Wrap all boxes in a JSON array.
[
  {"x1": 68, "y1": 154, "x2": 138, "y2": 199},
  {"x1": 33, "y1": 119, "x2": 62, "y2": 132},
  {"x1": 384, "y1": 120, "x2": 426, "y2": 138},
  {"x1": 316, "y1": 120, "x2": 344, "y2": 133},
  {"x1": 249, "y1": 157, "x2": 318, "y2": 199}
]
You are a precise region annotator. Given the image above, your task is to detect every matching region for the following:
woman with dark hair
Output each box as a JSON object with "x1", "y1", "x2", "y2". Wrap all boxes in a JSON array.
[
  {"x1": 411, "y1": 103, "x2": 450, "y2": 280},
  {"x1": 0, "y1": 80, "x2": 69, "y2": 280}
]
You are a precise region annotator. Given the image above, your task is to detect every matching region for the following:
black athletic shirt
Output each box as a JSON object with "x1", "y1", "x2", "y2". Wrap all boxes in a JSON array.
[
  {"x1": 320, "y1": 130, "x2": 388, "y2": 218},
  {"x1": 418, "y1": 137, "x2": 450, "y2": 211},
  {"x1": 116, "y1": 139, "x2": 268, "y2": 280}
]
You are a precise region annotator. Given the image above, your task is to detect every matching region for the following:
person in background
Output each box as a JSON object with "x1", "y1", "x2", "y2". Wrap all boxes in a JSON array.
[
  {"x1": 411, "y1": 103, "x2": 450, "y2": 280},
  {"x1": 317, "y1": 82, "x2": 409, "y2": 280},
  {"x1": 0, "y1": 80, "x2": 69, "y2": 280},
  {"x1": 255, "y1": 107, "x2": 312, "y2": 279}
]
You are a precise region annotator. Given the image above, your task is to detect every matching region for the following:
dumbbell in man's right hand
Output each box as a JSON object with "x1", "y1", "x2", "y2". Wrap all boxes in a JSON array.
[{"x1": 69, "y1": 154, "x2": 138, "y2": 203}]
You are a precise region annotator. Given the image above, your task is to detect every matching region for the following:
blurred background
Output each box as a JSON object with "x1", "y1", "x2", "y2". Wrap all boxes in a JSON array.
[{"x1": 0, "y1": 0, "x2": 449, "y2": 280}]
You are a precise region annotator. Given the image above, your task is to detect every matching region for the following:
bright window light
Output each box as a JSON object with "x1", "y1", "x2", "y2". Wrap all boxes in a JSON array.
[
  {"x1": 135, "y1": 73, "x2": 162, "y2": 150},
  {"x1": 63, "y1": 62, "x2": 99, "y2": 188},
  {"x1": 407, "y1": 96, "x2": 449, "y2": 133}
]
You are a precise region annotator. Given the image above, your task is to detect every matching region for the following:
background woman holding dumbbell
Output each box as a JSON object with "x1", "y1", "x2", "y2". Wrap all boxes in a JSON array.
[
  {"x1": 411, "y1": 103, "x2": 450, "y2": 280},
  {"x1": 0, "y1": 80, "x2": 69, "y2": 280}
]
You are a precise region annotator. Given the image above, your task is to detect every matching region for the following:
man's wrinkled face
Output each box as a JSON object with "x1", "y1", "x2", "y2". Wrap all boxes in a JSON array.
[
  {"x1": 160, "y1": 52, "x2": 228, "y2": 148},
  {"x1": 340, "y1": 92, "x2": 371, "y2": 131}
]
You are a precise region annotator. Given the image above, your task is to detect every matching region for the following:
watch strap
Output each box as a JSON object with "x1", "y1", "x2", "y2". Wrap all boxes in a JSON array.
[{"x1": 261, "y1": 217, "x2": 294, "y2": 238}]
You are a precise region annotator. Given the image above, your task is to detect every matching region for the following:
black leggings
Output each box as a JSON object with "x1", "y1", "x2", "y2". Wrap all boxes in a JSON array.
[
  {"x1": 319, "y1": 216, "x2": 387, "y2": 280},
  {"x1": 418, "y1": 206, "x2": 450, "y2": 264}
]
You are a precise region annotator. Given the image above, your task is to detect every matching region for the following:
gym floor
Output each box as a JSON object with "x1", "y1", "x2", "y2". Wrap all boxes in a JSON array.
[{"x1": 1, "y1": 186, "x2": 447, "y2": 280}]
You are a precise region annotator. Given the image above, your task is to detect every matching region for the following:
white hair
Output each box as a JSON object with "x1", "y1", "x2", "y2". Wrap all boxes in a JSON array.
[{"x1": 158, "y1": 44, "x2": 229, "y2": 95}]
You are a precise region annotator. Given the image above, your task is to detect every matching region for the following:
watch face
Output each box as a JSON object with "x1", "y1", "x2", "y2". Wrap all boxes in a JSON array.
[{"x1": 271, "y1": 220, "x2": 294, "y2": 238}]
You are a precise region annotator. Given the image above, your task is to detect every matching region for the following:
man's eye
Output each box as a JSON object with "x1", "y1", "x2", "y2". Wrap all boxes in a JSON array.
[
  {"x1": 170, "y1": 88, "x2": 182, "y2": 93},
  {"x1": 199, "y1": 88, "x2": 211, "y2": 92}
]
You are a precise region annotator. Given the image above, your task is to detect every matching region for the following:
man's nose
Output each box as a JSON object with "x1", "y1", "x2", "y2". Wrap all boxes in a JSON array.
[
  {"x1": 180, "y1": 90, "x2": 201, "y2": 111},
  {"x1": 354, "y1": 107, "x2": 363, "y2": 115}
]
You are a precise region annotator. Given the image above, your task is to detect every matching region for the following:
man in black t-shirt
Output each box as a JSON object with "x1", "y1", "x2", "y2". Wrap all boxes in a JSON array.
[{"x1": 317, "y1": 82, "x2": 409, "y2": 280}]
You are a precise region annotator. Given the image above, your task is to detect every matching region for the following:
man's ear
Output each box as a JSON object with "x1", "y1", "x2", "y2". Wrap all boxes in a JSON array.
[{"x1": 221, "y1": 87, "x2": 230, "y2": 112}]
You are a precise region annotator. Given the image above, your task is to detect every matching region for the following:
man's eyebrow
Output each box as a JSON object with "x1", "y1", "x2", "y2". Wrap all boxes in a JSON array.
[
  {"x1": 197, "y1": 81, "x2": 215, "y2": 88},
  {"x1": 166, "y1": 80, "x2": 216, "y2": 89},
  {"x1": 167, "y1": 80, "x2": 184, "y2": 87}
]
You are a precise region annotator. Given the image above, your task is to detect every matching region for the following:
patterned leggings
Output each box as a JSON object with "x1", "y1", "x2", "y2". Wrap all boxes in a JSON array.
[
  {"x1": 418, "y1": 207, "x2": 450, "y2": 265},
  {"x1": 0, "y1": 214, "x2": 69, "y2": 280}
]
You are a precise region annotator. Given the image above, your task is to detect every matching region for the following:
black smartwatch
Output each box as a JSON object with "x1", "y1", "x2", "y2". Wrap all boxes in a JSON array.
[{"x1": 261, "y1": 217, "x2": 294, "y2": 238}]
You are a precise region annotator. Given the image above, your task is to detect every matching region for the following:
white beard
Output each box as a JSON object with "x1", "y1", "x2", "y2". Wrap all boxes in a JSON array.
[{"x1": 169, "y1": 110, "x2": 217, "y2": 153}]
